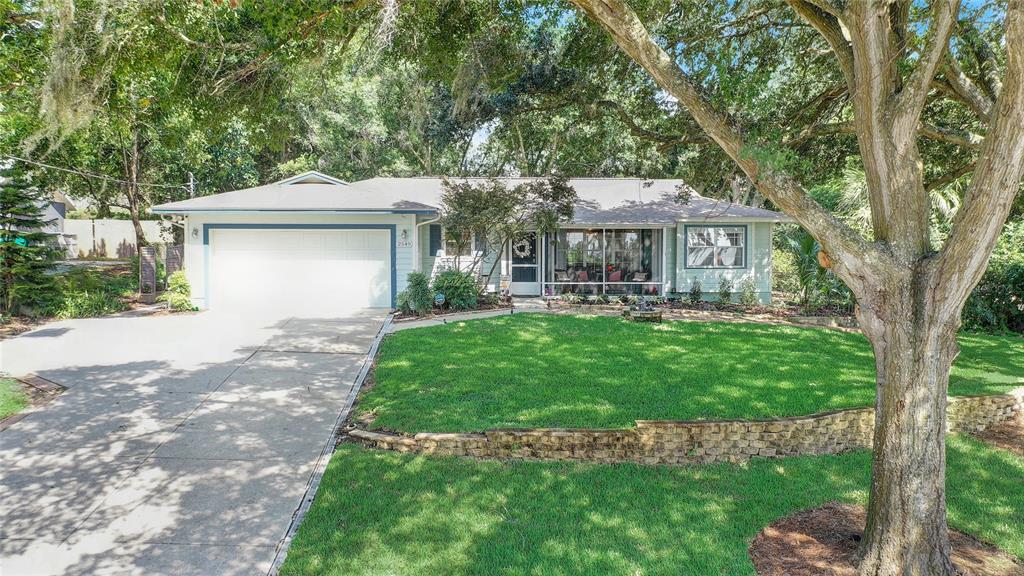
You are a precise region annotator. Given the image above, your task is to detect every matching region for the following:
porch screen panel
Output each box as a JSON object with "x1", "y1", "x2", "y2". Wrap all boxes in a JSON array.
[{"x1": 555, "y1": 229, "x2": 603, "y2": 283}]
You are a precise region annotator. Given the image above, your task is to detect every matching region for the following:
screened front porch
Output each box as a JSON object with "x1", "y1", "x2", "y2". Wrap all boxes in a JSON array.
[{"x1": 542, "y1": 228, "x2": 666, "y2": 296}]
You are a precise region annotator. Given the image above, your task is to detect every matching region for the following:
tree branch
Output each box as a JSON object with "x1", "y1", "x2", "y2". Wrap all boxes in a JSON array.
[
  {"x1": 790, "y1": 83, "x2": 848, "y2": 121},
  {"x1": 801, "y1": 0, "x2": 844, "y2": 17},
  {"x1": 783, "y1": 120, "x2": 854, "y2": 148},
  {"x1": 940, "y1": 54, "x2": 995, "y2": 118},
  {"x1": 211, "y1": 4, "x2": 365, "y2": 94},
  {"x1": 924, "y1": 162, "x2": 974, "y2": 192},
  {"x1": 593, "y1": 99, "x2": 709, "y2": 148},
  {"x1": 155, "y1": 9, "x2": 249, "y2": 51},
  {"x1": 569, "y1": 0, "x2": 893, "y2": 295},
  {"x1": 960, "y1": 17, "x2": 1004, "y2": 99},
  {"x1": 931, "y1": 75, "x2": 983, "y2": 116},
  {"x1": 917, "y1": 123, "x2": 983, "y2": 149},
  {"x1": 896, "y1": 0, "x2": 961, "y2": 120},
  {"x1": 934, "y1": 0, "x2": 1024, "y2": 320},
  {"x1": 785, "y1": 1, "x2": 855, "y2": 87},
  {"x1": 784, "y1": 120, "x2": 982, "y2": 150}
]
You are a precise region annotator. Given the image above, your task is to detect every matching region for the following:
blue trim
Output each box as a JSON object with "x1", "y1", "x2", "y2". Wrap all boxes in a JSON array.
[
  {"x1": 202, "y1": 223, "x2": 398, "y2": 309},
  {"x1": 682, "y1": 224, "x2": 749, "y2": 269}
]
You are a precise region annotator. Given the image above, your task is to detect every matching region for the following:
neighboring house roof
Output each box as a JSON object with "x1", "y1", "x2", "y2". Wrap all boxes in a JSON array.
[
  {"x1": 51, "y1": 189, "x2": 77, "y2": 212},
  {"x1": 151, "y1": 171, "x2": 793, "y2": 224}
]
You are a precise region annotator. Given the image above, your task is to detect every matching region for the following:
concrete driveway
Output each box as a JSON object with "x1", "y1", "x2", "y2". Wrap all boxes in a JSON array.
[{"x1": 0, "y1": 309, "x2": 387, "y2": 575}]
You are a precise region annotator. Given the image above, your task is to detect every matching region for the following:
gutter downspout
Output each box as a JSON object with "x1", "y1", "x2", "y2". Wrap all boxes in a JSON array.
[{"x1": 414, "y1": 215, "x2": 441, "y2": 272}]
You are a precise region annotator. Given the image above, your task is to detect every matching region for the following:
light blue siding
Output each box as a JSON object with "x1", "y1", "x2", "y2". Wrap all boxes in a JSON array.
[{"x1": 674, "y1": 222, "x2": 774, "y2": 304}]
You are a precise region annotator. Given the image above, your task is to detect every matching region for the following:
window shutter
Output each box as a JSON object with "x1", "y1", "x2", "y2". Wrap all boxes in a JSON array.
[{"x1": 429, "y1": 224, "x2": 442, "y2": 255}]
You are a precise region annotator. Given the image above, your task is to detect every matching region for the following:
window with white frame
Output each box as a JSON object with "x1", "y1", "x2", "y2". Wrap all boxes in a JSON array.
[{"x1": 686, "y1": 226, "x2": 745, "y2": 268}]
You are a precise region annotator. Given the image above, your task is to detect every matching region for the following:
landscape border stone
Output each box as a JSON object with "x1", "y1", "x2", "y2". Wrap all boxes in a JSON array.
[{"x1": 349, "y1": 389, "x2": 1023, "y2": 465}]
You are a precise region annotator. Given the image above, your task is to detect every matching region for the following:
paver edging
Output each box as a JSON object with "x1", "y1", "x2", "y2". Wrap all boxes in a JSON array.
[
  {"x1": 0, "y1": 374, "x2": 66, "y2": 432},
  {"x1": 348, "y1": 389, "x2": 1023, "y2": 465},
  {"x1": 267, "y1": 314, "x2": 394, "y2": 576}
]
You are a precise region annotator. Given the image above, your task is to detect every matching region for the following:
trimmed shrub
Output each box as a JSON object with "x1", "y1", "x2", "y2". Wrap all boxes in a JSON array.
[
  {"x1": 401, "y1": 271, "x2": 433, "y2": 315},
  {"x1": 158, "y1": 270, "x2": 196, "y2": 312},
  {"x1": 688, "y1": 279, "x2": 703, "y2": 305},
  {"x1": 396, "y1": 290, "x2": 412, "y2": 315},
  {"x1": 717, "y1": 276, "x2": 733, "y2": 304},
  {"x1": 738, "y1": 278, "x2": 759, "y2": 306},
  {"x1": 432, "y1": 269, "x2": 478, "y2": 311}
]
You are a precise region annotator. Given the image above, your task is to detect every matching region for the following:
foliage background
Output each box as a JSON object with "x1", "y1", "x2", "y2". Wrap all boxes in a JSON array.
[{"x1": 0, "y1": 0, "x2": 1020, "y2": 329}]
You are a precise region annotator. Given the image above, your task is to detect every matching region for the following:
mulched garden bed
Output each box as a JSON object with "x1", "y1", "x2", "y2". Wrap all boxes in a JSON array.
[
  {"x1": 973, "y1": 419, "x2": 1024, "y2": 457},
  {"x1": 543, "y1": 302, "x2": 860, "y2": 331},
  {"x1": 391, "y1": 301, "x2": 512, "y2": 322},
  {"x1": 546, "y1": 296, "x2": 853, "y2": 317},
  {"x1": 750, "y1": 502, "x2": 1023, "y2": 576},
  {"x1": 0, "y1": 316, "x2": 45, "y2": 340}
]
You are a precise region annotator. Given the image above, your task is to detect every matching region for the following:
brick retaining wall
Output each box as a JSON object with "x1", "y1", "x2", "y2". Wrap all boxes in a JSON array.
[{"x1": 349, "y1": 389, "x2": 1023, "y2": 465}]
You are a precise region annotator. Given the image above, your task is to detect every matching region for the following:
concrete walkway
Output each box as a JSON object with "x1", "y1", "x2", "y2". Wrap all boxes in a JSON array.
[
  {"x1": 0, "y1": 309, "x2": 386, "y2": 575},
  {"x1": 388, "y1": 298, "x2": 549, "y2": 332}
]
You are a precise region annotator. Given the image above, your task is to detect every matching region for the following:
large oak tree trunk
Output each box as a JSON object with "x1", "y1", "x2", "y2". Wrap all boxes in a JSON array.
[
  {"x1": 564, "y1": 1, "x2": 1024, "y2": 574},
  {"x1": 856, "y1": 279, "x2": 961, "y2": 576}
]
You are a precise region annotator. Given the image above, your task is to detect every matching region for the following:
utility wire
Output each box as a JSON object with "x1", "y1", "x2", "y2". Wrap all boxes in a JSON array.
[{"x1": 2, "y1": 154, "x2": 191, "y2": 190}]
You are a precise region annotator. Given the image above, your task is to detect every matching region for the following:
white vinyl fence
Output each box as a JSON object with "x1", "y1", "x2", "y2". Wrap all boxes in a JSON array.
[{"x1": 63, "y1": 219, "x2": 174, "y2": 259}]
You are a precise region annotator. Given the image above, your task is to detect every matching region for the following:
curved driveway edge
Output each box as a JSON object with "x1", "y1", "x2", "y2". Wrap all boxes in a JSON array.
[
  {"x1": 267, "y1": 313, "x2": 392, "y2": 575},
  {"x1": 0, "y1": 309, "x2": 386, "y2": 576}
]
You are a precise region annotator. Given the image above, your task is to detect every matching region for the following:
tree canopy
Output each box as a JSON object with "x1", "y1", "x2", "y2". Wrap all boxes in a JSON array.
[
  {"x1": 3, "y1": 2, "x2": 1024, "y2": 575},
  {"x1": 2, "y1": 0, "x2": 1018, "y2": 213}
]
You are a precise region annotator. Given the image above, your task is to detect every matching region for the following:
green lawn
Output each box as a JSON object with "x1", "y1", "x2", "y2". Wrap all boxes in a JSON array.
[
  {"x1": 363, "y1": 314, "x2": 1024, "y2": 432},
  {"x1": 280, "y1": 435, "x2": 1023, "y2": 576},
  {"x1": 0, "y1": 378, "x2": 28, "y2": 420}
]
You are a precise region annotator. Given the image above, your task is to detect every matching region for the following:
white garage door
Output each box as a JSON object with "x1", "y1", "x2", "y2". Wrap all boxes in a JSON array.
[{"x1": 209, "y1": 228, "x2": 391, "y2": 316}]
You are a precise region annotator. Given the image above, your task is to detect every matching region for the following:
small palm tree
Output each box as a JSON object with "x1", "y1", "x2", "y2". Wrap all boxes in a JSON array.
[
  {"x1": 840, "y1": 163, "x2": 961, "y2": 243},
  {"x1": 783, "y1": 230, "x2": 826, "y2": 306}
]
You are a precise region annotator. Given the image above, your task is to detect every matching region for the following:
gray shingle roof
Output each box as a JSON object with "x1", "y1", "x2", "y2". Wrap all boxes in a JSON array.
[{"x1": 151, "y1": 171, "x2": 792, "y2": 224}]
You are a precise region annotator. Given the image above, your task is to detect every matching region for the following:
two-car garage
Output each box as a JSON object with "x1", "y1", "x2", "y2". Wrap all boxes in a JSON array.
[
  {"x1": 150, "y1": 171, "x2": 421, "y2": 315},
  {"x1": 207, "y1": 227, "x2": 393, "y2": 317}
]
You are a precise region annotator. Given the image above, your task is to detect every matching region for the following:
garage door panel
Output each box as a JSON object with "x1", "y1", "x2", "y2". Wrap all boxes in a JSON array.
[{"x1": 209, "y1": 229, "x2": 391, "y2": 315}]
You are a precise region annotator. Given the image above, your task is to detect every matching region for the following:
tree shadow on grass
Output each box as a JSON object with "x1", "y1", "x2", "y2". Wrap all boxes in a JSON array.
[
  {"x1": 281, "y1": 446, "x2": 871, "y2": 576},
  {"x1": 284, "y1": 436, "x2": 1023, "y2": 576}
]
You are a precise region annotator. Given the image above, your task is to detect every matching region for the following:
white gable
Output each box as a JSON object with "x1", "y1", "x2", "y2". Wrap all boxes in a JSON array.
[{"x1": 278, "y1": 171, "x2": 349, "y2": 186}]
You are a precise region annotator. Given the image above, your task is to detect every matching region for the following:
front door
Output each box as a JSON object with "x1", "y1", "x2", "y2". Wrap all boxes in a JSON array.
[{"x1": 509, "y1": 232, "x2": 539, "y2": 296}]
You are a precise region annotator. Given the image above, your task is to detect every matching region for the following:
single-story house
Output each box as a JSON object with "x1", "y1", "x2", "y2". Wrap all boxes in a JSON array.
[{"x1": 151, "y1": 171, "x2": 792, "y2": 315}]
